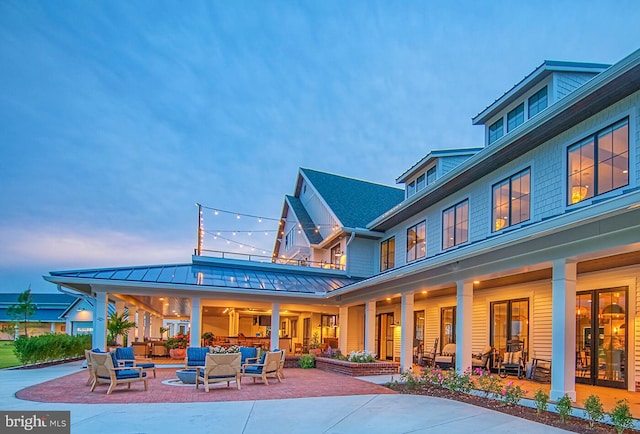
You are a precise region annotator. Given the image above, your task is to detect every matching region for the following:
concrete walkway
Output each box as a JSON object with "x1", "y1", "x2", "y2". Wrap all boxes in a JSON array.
[{"x1": 0, "y1": 362, "x2": 569, "y2": 433}]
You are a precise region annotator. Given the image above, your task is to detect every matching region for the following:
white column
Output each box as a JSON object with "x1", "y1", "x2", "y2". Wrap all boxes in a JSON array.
[
  {"x1": 137, "y1": 310, "x2": 146, "y2": 342},
  {"x1": 550, "y1": 259, "x2": 577, "y2": 401},
  {"x1": 65, "y1": 318, "x2": 72, "y2": 336},
  {"x1": 50, "y1": 323, "x2": 55, "y2": 333},
  {"x1": 93, "y1": 290, "x2": 108, "y2": 350},
  {"x1": 126, "y1": 304, "x2": 135, "y2": 345},
  {"x1": 339, "y1": 306, "x2": 349, "y2": 355},
  {"x1": 190, "y1": 297, "x2": 202, "y2": 348},
  {"x1": 271, "y1": 302, "x2": 280, "y2": 351},
  {"x1": 143, "y1": 313, "x2": 151, "y2": 340},
  {"x1": 365, "y1": 300, "x2": 376, "y2": 353},
  {"x1": 400, "y1": 293, "x2": 415, "y2": 372},
  {"x1": 455, "y1": 280, "x2": 473, "y2": 373}
]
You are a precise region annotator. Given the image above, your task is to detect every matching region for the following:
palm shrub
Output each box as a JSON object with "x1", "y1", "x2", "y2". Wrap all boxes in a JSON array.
[
  {"x1": 533, "y1": 388, "x2": 549, "y2": 414},
  {"x1": 583, "y1": 394, "x2": 604, "y2": 428},
  {"x1": 555, "y1": 394, "x2": 573, "y2": 423},
  {"x1": 609, "y1": 399, "x2": 634, "y2": 434}
]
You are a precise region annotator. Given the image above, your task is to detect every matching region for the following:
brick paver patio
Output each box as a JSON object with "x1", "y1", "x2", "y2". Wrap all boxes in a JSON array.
[{"x1": 16, "y1": 367, "x2": 398, "y2": 404}]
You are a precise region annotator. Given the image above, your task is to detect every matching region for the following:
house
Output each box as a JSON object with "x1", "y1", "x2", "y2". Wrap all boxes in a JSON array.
[
  {"x1": 45, "y1": 48, "x2": 640, "y2": 402},
  {"x1": 0, "y1": 293, "x2": 76, "y2": 339}
]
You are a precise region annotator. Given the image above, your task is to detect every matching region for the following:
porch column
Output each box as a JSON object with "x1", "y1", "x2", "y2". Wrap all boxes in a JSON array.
[
  {"x1": 339, "y1": 306, "x2": 349, "y2": 355},
  {"x1": 400, "y1": 293, "x2": 415, "y2": 372},
  {"x1": 115, "y1": 301, "x2": 125, "y2": 345},
  {"x1": 65, "y1": 318, "x2": 72, "y2": 336},
  {"x1": 271, "y1": 302, "x2": 280, "y2": 351},
  {"x1": 93, "y1": 289, "x2": 108, "y2": 350},
  {"x1": 550, "y1": 259, "x2": 577, "y2": 401},
  {"x1": 143, "y1": 313, "x2": 151, "y2": 340},
  {"x1": 126, "y1": 304, "x2": 135, "y2": 346},
  {"x1": 455, "y1": 280, "x2": 473, "y2": 373},
  {"x1": 365, "y1": 300, "x2": 376, "y2": 353},
  {"x1": 137, "y1": 310, "x2": 146, "y2": 342},
  {"x1": 190, "y1": 297, "x2": 202, "y2": 348}
]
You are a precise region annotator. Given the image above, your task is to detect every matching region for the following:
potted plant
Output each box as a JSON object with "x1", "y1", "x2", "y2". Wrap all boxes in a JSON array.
[
  {"x1": 165, "y1": 333, "x2": 189, "y2": 359},
  {"x1": 308, "y1": 332, "x2": 322, "y2": 356},
  {"x1": 106, "y1": 312, "x2": 136, "y2": 349},
  {"x1": 202, "y1": 331, "x2": 215, "y2": 346}
]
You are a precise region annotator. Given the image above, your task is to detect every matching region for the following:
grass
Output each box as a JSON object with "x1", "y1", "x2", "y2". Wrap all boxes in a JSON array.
[{"x1": 0, "y1": 340, "x2": 20, "y2": 368}]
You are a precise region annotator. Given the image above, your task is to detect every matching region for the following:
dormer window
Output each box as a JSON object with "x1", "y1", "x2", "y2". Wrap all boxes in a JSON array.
[
  {"x1": 507, "y1": 103, "x2": 524, "y2": 132},
  {"x1": 426, "y1": 166, "x2": 436, "y2": 185},
  {"x1": 416, "y1": 173, "x2": 426, "y2": 191},
  {"x1": 528, "y1": 86, "x2": 548, "y2": 118},
  {"x1": 406, "y1": 166, "x2": 437, "y2": 198},
  {"x1": 488, "y1": 118, "x2": 504, "y2": 144}
]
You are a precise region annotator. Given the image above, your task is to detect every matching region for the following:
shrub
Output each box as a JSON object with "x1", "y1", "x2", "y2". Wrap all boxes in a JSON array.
[
  {"x1": 348, "y1": 350, "x2": 376, "y2": 363},
  {"x1": 298, "y1": 354, "x2": 315, "y2": 369},
  {"x1": 583, "y1": 394, "x2": 604, "y2": 428},
  {"x1": 555, "y1": 394, "x2": 573, "y2": 423},
  {"x1": 443, "y1": 368, "x2": 473, "y2": 393},
  {"x1": 533, "y1": 388, "x2": 549, "y2": 414},
  {"x1": 474, "y1": 368, "x2": 502, "y2": 398},
  {"x1": 609, "y1": 399, "x2": 634, "y2": 434},
  {"x1": 400, "y1": 370, "x2": 423, "y2": 389},
  {"x1": 13, "y1": 334, "x2": 91, "y2": 365},
  {"x1": 501, "y1": 381, "x2": 526, "y2": 406}
]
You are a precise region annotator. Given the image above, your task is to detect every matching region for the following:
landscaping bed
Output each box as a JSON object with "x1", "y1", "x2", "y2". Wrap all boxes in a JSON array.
[{"x1": 315, "y1": 356, "x2": 399, "y2": 376}]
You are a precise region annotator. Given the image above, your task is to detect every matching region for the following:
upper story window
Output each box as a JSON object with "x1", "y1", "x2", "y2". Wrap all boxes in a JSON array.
[
  {"x1": 407, "y1": 181, "x2": 416, "y2": 197},
  {"x1": 416, "y1": 173, "x2": 426, "y2": 191},
  {"x1": 489, "y1": 118, "x2": 504, "y2": 144},
  {"x1": 507, "y1": 103, "x2": 524, "y2": 132},
  {"x1": 528, "y1": 86, "x2": 548, "y2": 118},
  {"x1": 380, "y1": 237, "x2": 395, "y2": 271},
  {"x1": 442, "y1": 200, "x2": 469, "y2": 250},
  {"x1": 567, "y1": 118, "x2": 629, "y2": 205},
  {"x1": 284, "y1": 227, "x2": 295, "y2": 250},
  {"x1": 426, "y1": 166, "x2": 436, "y2": 185},
  {"x1": 492, "y1": 168, "x2": 531, "y2": 232},
  {"x1": 406, "y1": 221, "x2": 426, "y2": 262}
]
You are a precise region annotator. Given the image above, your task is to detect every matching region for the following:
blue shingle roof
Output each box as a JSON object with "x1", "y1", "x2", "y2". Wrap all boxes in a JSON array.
[
  {"x1": 300, "y1": 168, "x2": 404, "y2": 228},
  {"x1": 285, "y1": 195, "x2": 323, "y2": 244}
]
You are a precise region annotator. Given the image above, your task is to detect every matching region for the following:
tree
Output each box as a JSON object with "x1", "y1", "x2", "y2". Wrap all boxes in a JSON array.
[
  {"x1": 7, "y1": 288, "x2": 36, "y2": 338},
  {"x1": 106, "y1": 312, "x2": 136, "y2": 346}
]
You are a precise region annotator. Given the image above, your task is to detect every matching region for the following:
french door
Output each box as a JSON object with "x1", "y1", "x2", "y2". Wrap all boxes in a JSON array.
[
  {"x1": 576, "y1": 287, "x2": 627, "y2": 389},
  {"x1": 376, "y1": 313, "x2": 394, "y2": 360}
]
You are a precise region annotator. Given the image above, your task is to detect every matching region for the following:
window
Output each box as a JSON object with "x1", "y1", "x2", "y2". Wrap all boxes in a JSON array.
[
  {"x1": 290, "y1": 319, "x2": 298, "y2": 338},
  {"x1": 407, "y1": 180, "x2": 416, "y2": 197},
  {"x1": 380, "y1": 237, "x2": 395, "y2": 271},
  {"x1": 284, "y1": 228, "x2": 295, "y2": 250},
  {"x1": 528, "y1": 86, "x2": 547, "y2": 118},
  {"x1": 406, "y1": 221, "x2": 426, "y2": 262},
  {"x1": 441, "y1": 306, "x2": 456, "y2": 349},
  {"x1": 491, "y1": 298, "x2": 529, "y2": 359},
  {"x1": 488, "y1": 118, "x2": 504, "y2": 144},
  {"x1": 416, "y1": 173, "x2": 426, "y2": 191},
  {"x1": 492, "y1": 168, "x2": 531, "y2": 232},
  {"x1": 426, "y1": 166, "x2": 437, "y2": 185},
  {"x1": 507, "y1": 103, "x2": 524, "y2": 132},
  {"x1": 442, "y1": 200, "x2": 469, "y2": 249},
  {"x1": 567, "y1": 119, "x2": 629, "y2": 205}
]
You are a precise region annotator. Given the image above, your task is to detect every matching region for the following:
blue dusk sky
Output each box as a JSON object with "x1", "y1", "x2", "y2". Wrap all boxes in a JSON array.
[{"x1": 1, "y1": 1, "x2": 639, "y2": 293}]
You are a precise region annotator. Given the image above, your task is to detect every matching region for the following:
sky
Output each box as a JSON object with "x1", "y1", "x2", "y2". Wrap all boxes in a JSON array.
[{"x1": 1, "y1": 1, "x2": 639, "y2": 294}]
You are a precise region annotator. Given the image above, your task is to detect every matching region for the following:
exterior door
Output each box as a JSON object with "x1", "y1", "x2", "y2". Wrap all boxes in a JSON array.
[
  {"x1": 376, "y1": 313, "x2": 394, "y2": 360},
  {"x1": 576, "y1": 287, "x2": 627, "y2": 389}
]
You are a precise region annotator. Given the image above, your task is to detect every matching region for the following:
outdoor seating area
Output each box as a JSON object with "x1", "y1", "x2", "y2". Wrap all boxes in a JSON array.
[
  {"x1": 114, "y1": 346, "x2": 157, "y2": 378},
  {"x1": 88, "y1": 351, "x2": 148, "y2": 395}
]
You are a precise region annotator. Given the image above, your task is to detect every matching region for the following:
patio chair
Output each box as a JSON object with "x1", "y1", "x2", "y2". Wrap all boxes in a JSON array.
[
  {"x1": 239, "y1": 346, "x2": 258, "y2": 365},
  {"x1": 89, "y1": 351, "x2": 148, "y2": 395},
  {"x1": 422, "y1": 338, "x2": 439, "y2": 367},
  {"x1": 498, "y1": 339, "x2": 526, "y2": 379},
  {"x1": 196, "y1": 352, "x2": 242, "y2": 392},
  {"x1": 294, "y1": 343, "x2": 303, "y2": 355},
  {"x1": 115, "y1": 346, "x2": 156, "y2": 378},
  {"x1": 277, "y1": 349, "x2": 286, "y2": 379},
  {"x1": 240, "y1": 351, "x2": 282, "y2": 385},
  {"x1": 434, "y1": 343, "x2": 456, "y2": 370},
  {"x1": 186, "y1": 347, "x2": 210, "y2": 368},
  {"x1": 84, "y1": 349, "x2": 96, "y2": 386},
  {"x1": 471, "y1": 345, "x2": 493, "y2": 372}
]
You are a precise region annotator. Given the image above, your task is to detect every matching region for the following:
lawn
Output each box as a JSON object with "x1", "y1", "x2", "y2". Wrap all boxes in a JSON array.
[{"x1": 0, "y1": 341, "x2": 20, "y2": 368}]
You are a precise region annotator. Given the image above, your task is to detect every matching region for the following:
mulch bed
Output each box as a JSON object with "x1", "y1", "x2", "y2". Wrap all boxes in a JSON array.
[
  {"x1": 387, "y1": 383, "x2": 639, "y2": 434},
  {"x1": 16, "y1": 367, "x2": 397, "y2": 404}
]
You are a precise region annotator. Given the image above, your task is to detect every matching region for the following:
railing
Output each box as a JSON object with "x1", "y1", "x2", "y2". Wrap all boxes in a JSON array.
[{"x1": 195, "y1": 249, "x2": 346, "y2": 271}]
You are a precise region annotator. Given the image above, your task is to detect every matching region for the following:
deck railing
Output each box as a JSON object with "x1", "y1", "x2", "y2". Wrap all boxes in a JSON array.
[{"x1": 195, "y1": 249, "x2": 346, "y2": 271}]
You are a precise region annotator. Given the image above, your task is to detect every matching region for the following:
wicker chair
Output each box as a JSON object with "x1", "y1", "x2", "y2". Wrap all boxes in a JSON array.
[
  {"x1": 89, "y1": 351, "x2": 148, "y2": 395},
  {"x1": 240, "y1": 351, "x2": 282, "y2": 385},
  {"x1": 196, "y1": 352, "x2": 242, "y2": 392}
]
